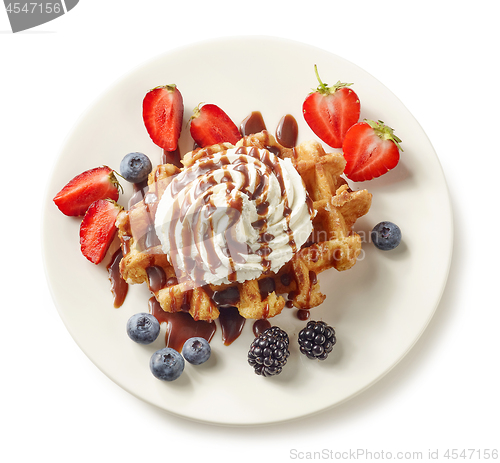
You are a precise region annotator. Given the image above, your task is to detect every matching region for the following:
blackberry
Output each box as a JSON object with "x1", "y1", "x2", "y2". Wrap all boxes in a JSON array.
[
  {"x1": 248, "y1": 326, "x2": 290, "y2": 377},
  {"x1": 298, "y1": 320, "x2": 336, "y2": 360}
]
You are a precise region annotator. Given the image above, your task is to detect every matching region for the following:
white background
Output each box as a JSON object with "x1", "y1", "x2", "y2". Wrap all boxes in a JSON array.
[{"x1": 1, "y1": 1, "x2": 499, "y2": 462}]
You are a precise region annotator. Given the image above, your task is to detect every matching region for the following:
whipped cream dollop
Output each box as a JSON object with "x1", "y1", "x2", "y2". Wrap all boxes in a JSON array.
[{"x1": 154, "y1": 146, "x2": 314, "y2": 286}]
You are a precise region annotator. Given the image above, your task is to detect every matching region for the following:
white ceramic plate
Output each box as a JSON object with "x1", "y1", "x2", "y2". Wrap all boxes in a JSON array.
[{"x1": 42, "y1": 36, "x2": 452, "y2": 426}]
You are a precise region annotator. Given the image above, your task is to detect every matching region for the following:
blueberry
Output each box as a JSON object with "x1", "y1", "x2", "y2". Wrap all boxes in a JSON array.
[
  {"x1": 150, "y1": 347, "x2": 185, "y2": 381},
  {"x1": 371, "y1": 221, "x2": 402, "y2": 251},
  {"x1": 126, "y1": 313, "x2": 160, "y2": 344},
  {"x1": 182, "y1": 337, "x2": 211, "y2": 365},
  {"x1": 119, "y1": 152, "x2": 152, "y2": 183}
]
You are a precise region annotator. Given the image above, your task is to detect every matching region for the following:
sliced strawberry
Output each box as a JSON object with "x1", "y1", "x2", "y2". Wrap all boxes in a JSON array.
[
  {"x1": 79, "y1": 199, "x2": 123, "y2": 264},
  {"x1": 53, "y1": 166, "x2": 121, "y2": 216},
  {"x1": 143, "y1": 84, "x2": 184, "y2": 151},
  {"x1": 303, "y1": 65, "x2": 360, "y2": 148},
  {"x1": 189, "y1": 103, "x2": 241, "y2": 147},
  {"x1": 342, "y1": 120, "x2": 403, "y2": 182}
]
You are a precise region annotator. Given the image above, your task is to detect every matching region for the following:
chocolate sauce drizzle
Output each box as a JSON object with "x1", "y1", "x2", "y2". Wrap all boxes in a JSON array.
[
  {"x1": 107, "y1": 249, "x2": 128, "y2": 308},
  {"x1": 162, "y1": 147, "x2": 182, "y2": 168},
  {"x1": 218, "y1": 307, "x2": 246, "y2": 346},
  {"x1": 115, "y1": 111, "x2": 314, "y2": 345},
  {"x1": 164, "y1": 141, "x2": 301, "y2": 286}
]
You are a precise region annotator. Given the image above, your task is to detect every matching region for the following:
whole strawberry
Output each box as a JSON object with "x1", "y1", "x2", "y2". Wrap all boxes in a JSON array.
[
  {"x1": 342, "y1": 119, "x2": 403, "y2": 182},
  {"x1": 303, "y1": 65, "x2": 360, "y2": 148},
  {"x1": 143, "y1": 84, "x2": 184, "y2": 151},
  {"x1": 189, "y1": 103, "x2": 241, "y2": 147}
]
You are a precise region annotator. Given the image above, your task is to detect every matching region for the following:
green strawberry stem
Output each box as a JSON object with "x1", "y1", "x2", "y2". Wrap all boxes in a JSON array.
[
  {"x1": 109, "y1": 170, "x2": 124, "y2": 194},
  {"x1": 190, "y1": 102, "x2": 204, "y2": 121},
  {"x1": 150, "y1": 84, "x2": 177, "y2": 93},
  {"x1": 104, "y1": 198, "x2": 123, "y2": 210},
  {"x1": 313, "y1": 64, "x2": 353, "y2": 94},
  {"x1": 365, "y1": 119, "x2": 403, "y2": 152}
]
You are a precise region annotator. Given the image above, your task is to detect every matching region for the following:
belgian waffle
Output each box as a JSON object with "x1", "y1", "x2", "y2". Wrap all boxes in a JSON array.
[{"x1": 116, "y1": 131, "x2": 372, "y2": 321}]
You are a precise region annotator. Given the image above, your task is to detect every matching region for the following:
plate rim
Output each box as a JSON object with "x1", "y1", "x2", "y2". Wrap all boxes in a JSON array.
[{"x1": 42, "y1": 35, "x2": 454, "y2": 426}]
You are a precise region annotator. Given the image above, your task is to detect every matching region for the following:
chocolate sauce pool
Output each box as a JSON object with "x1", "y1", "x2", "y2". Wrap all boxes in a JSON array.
[
  {"x1": 276, "y1": 114, "x2": 298, "y2": 148},
  {"x1": 149, "y1": 297, "x2": 216, "y2": 352},
  {"x1": 240, "y1": 111, "x2": 267, "y2": 136}
]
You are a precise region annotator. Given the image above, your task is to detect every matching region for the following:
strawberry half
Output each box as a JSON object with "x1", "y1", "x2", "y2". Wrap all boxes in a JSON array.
[
  {"x1": 79, "y1": 199, "x2": 123, "y2": 264},
  {"x1": 190, "y1": 103, "x2": 241, "y2": 147},
  {"x1": 143, "y1": 84, "x2": 184, "y2": 151},
  {"x1": 53, "y1": 166, "x2": 121, "y2": 216},
  {"x1": 303, "y1": 65, "x2": 360, "y2": 148},
  {"x1": 342, "y1": 120, "x2": 403, "y2": 182}
]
